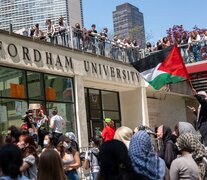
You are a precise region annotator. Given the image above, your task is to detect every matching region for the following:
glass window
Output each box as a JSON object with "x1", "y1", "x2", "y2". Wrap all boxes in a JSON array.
[
  {"x1": 27, "y1": 71, "x2": 43, "y2": 100},
  {"x1": 89, "y1": 89, "x2": 101, "y2": 110},
  {"x1": 44, "y1": 74, "x2": 74, "y2": 102},
  {"x1": 0, "y1": 98, "x2": 27, "y2": 134},
  {"x1": 46, "y1": 102, "x2": 75, "y2": 133},
  {"x1": 103, "y1": 111, "x2": 120, "y2": 120},
  {"x1": 0, "y1": 67, "x2": 26, "y2": 98},
  {"x1": 102, "y1": 91, "x2": 119, "y2": 110},
  {"x1": 85, "y1": 88, "x2": 121, "y2": 138}
]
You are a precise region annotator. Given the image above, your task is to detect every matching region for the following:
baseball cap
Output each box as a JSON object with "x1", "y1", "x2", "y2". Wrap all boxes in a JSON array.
[{"x1": 104, "y1": 118, "x2": 112, "y2": 123}]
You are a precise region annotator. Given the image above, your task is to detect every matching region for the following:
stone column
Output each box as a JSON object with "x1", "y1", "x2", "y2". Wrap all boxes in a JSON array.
[{"x1": 74, "y1": 75, "x2": 88, "y2": 148}]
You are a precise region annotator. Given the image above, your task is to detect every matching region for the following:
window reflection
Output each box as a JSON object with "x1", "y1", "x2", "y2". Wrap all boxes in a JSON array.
[
  {"x1": 0, "y1": 67, "x2": 26, "y2": 98},
  {"x1": 44, "y1": 74, "x2": 74, "y2": 102}
]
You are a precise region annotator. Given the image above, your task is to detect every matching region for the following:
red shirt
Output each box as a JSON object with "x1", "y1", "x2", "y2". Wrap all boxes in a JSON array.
[{"x1": 101, "y1": 125, "x2": 116, "y2": 142}]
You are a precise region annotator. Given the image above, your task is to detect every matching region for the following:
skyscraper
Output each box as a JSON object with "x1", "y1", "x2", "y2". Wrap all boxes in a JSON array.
[
  {"x1": 113, "y1": 3, "x2": 145, "y2": 47},
  {"x1": 0, "y1": 0, "x2": 83, "y2": 31}
]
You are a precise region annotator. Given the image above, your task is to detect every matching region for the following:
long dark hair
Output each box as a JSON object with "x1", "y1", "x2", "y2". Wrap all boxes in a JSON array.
[{"x1": 0, "y1": 144, "x2": 23, "y2": 178}]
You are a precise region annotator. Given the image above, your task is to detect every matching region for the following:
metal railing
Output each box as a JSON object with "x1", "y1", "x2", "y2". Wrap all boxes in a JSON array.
[{"x1": 11, "y1": 26, "x2": 207, "y2": 64}]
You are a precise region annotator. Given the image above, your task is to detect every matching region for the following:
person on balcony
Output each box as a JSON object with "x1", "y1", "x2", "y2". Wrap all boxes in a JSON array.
[
  {"x1": 58, "y1": 16, "x2": 68, "y2": 47},
  {"x1": 162, "y1": 37, "x2": 171, "y2": 49},
  {"x1": 111, "y1": 35, "x2": 121, "y2": 60},
  {"x1": 46, "y1": 19, "x2": 58, "y2": 44},
  {"x1": 72, "y1": 23, "x2": 82, "y2": 50},
  {"x1": 33, "y1": 24, "x2": 45, "y2": 40},
  {"x1": 88, "y1": 24, "x2": 98, "y2": 54},
  {"x1": 188, "y1": 31, "x2": 201, "y2": 62},
  {"x1": 98, "y1": 27, "x2": 108, "y2": 56}
]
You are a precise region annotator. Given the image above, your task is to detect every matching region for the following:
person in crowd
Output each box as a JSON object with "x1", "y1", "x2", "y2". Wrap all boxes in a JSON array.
[
  {"x1": 129, "y1": 130, "x2": 165, "y2": 180},
  {"x1": 65, "y1": 132, "x2": 79, "y2": 151},
  {"x1": 38, "y1": 149, "x2": 67, "y2": 180},
  {"x1": 157, "y1": 125, "x2": 177, "y2": 169},
  {"x1": 45, "y1": 18, "x2": 57, "y2": 44},
  {"x1": 72, "y1": 23, "x2": 82, "y2": 50},
  {"x1": 5, "y1": 125, "x2": 21, "y2": 144},
  {"x1": 41, "y1": 133, "x2": 57, "y2": 153},
  {"x1": 132, "y1": 39, "x2": 140, "y2": 60},
  {"x1": 111, "y1": 35, "x2": 121, "y2": 60},
  {"x1": 202, "y1": 30, "x2": 207, "y2": 53},
  {"x1": 188, "y1": 31, "x2": 201, "y2": 62},
  {"x1": 174, "y1": 121, "x2": 206, "y2": 179},
  {"x1": 88, "y1": 24, "x2": 98, "y2": 54},
  {"x1": 120, "y1": 38, "x2": 128, "y2": 62},
  {"x1": 37, "y1": 109, "x2": 48, "y2": 148},
  {"x1": 18, "y1": 135, "x2": 38, "y2": 180},
  {"x1": 145, "y1": 42, "x2": 153, "y2": 56},
  {"x1": 113, "y1": 126, "x2": 133, "y2": 149},
  {"x1": 98, "y1": 139, "x2": 144, "y2": 180},
  {"x1": 98, "y1": 27, "x2": 108, "y2": 56},
  {"x1": 83, "y1": 135, "x2": 103, "y2": 180},
  {"x1": 162, "y1": 37, "x2": 171, "y2": 48},
  {"x1": 0, "y1": 143, "x2": 29, "y2": 180},
  {"x1": 101, "y1": 118, "x2": 116, "y2": 142},
  {"x1": 170, "y1": 133, "x2": 200, "y2": 180},
  {"x1": 82, "y1": 27, "x2": 89, "y2": 51},
  {"x1": 126, "y1": 38, "x2": 134, "y2": 63},
  {"x1": 58, "y1": 16, "x2": 68, "y2": 46},
  {"x1": 56, "y1": 135, "x2": 80, "y2": 180},
  {"x1": 33, "y1": 23, "x2": 45, "y2": 40},
  {"x1": 156, "y1": 39, "x2": 163, "y2": 51},
  {"x1": 49, "y1": 107, "x2": 65, "y2": 147},
  {"x1": 20, "y1": 110, "x2": 38, "y2": 142},
  {"x1": 174, "y1": 121, "x2": 201, "y2": 139},
  {"x1": 178, "y1": 32, "x2": 190, "y2": 63},
  {"x1": 189, "y1": 89, "x2": 207, "y2": 146}
]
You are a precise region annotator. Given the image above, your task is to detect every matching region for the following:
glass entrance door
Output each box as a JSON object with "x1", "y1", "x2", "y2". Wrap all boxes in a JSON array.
[{"x1": 84, "y1": 88, "x2": 121, "y2": 140}]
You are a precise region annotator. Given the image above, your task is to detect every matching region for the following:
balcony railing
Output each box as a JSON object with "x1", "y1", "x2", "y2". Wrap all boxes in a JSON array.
[{"x1": 10, "y1": 26, "x2": 207, "y2": 65}]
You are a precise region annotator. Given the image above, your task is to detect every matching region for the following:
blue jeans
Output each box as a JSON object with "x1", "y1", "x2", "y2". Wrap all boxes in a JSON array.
[
  {"x1": 192, "y1": 44, "x2": 201, "y2": 62},
  {"x1": 65, "y1": 170, "x2": 79, "y2": 180},
  {"x1": 73, "y1": 37, "x2": 81, "y2": 50}
]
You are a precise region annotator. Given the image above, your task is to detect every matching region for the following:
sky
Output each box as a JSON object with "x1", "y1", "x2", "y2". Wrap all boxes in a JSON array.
[{"x1": 82, "y1": 0, "x2": 207, "y2": 43}]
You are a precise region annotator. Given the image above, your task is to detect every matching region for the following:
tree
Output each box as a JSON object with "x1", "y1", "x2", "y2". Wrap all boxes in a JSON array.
[
  {"x1": 166, "y1": 25, "x2": 188, "y2": 44},
  {"x1": 166, "y1": 25, "x2": 207, "y2": 44}
]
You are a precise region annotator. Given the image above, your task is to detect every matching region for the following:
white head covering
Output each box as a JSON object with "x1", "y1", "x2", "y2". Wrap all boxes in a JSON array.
[
  {"x1": 198, "y1": 91, "x2": 207, "y2": 97},
  {"x1": 65, "y1": 132, "x2": 77, "y2": 142},
  {"x1": 114, "y1": 126, "x2": 133, "y2": 149}
]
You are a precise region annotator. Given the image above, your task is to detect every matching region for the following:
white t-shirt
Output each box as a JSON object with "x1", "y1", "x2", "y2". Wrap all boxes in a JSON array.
[
  {"x1": 50, "y1": 115, "x2": 64, "y2": 133},
  {"x1": 23, "y1": 155, "x2": 37, "y2": 180}
]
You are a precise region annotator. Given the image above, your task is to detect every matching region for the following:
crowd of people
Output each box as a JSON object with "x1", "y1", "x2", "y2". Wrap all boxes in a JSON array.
[
  {"x1": 17, "y1": 16, "x2": 207, "y2": 64},
  {"x1": 0, "y1": 87, "x2": 207, "y2": 180}
]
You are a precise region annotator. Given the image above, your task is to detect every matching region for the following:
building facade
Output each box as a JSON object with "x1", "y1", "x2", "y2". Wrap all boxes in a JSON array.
[
  {"x1": 113, "y1": 3, "x2": 145, "y2": 48},
  {"x1": 0, "y1": 0, "x2": 83, "y2": 31},
  {"x1": 0, "y1": 30, "x2": 197, "y2": 147}
]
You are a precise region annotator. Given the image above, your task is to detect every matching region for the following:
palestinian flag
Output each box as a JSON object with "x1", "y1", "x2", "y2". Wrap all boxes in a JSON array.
[{"x1": 131, "y1": 44, "x2": 190, "y2": 90}]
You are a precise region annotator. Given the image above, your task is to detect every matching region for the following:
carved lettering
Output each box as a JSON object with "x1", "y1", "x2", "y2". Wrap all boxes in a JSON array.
[
  {"x1": 22, "y1": 47, "x2": 30, "y2": 61},
  {"x1": 110, "y1": 67, "x2": 115, "y2": 77},
  {"x1": 65, "y1": 57, "x2": 73, "y2": 69},
  {"x1": 46, "y1": 52, "x2": 52, "y2": 65},
  {"x1": 103, "y1": 65, "x2": 108, "y2": 76},
  {"x1": 55, "y1": 55, "x2": 62, "y2": 67},
  {"x1": 34, "y1": 49, "x2": 41, "y2": 62},
  {"x1": 8, "y1": 43, "x2": 17, "y2": 57},
  {"x1": 91, "y1": 62, "x2": 97, "y2": 74},
  {"x1": 116, "y1": 68, "x2": 121, "y2": 79},
  {"x1": 84, "y1": 61, "x2": 90, "y2": 72},
  {"x1": 122, "y1": 70, "x2": 126, "y2": 79}
]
